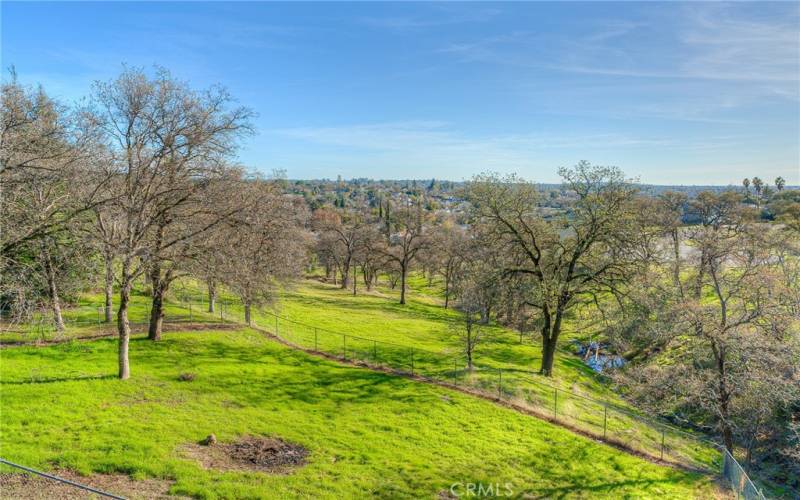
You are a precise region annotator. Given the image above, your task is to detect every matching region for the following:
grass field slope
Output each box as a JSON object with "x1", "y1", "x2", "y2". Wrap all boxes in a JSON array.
[{"x1": 0, "y1": 327, "x2": 723, "y2": 499}]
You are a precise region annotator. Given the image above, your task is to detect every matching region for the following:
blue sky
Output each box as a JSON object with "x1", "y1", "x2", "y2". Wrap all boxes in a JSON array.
[{"x1": 3, "y1": 2, "x2": 799, "y2": 184}]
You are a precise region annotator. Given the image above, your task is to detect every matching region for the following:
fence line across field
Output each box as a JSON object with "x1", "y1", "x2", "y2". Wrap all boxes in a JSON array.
[
  {"x1": 0, "y1": 459, "x2": 126, "y2": 499},
  {"x1": 3, "y1": 296, "x2": 766, "y2": 499},
  {"x1": 233, "y1": 302, "x2": 766, "y2": 500}
]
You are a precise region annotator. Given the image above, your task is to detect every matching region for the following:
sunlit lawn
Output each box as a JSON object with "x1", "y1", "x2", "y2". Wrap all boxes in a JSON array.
[
  {"x1": 1, "y1": 272, "x2": 720, "y2": 470},
  {"x1": 0, "y1": 329, "x2": 720, "y2": 499}
]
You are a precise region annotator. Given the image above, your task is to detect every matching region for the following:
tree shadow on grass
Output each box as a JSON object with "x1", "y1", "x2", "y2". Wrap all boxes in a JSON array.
[
  {"x1": 124, "y1": 336, "x2": 444, "y2": 408},
  {"x1": 285, "y1": 286, "x2": 458, "y2": 325},
  {"x1": 205, "y1": 363, "x2": 442, "y2": 409},
  {"x1": 0, "y1": 374, "x2": 117, "y2": 385},
  {"x1": 521, "y1": 474, "x2": 705, "y2": 499}
]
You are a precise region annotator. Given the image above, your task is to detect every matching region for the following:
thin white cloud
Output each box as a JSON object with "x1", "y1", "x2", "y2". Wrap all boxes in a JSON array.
[
  {"x1": 678, "y1": 4, "x2": 800, "y2": 83},
  {"x1": 358, "y1": 6, "x2": 502, "y2": 32},
  {"x1": 272, "y1": 121, "x2": 745, "y2": 165},
  {"x1": 439, "y1": 5, "x2": 799, "y2": 85}
]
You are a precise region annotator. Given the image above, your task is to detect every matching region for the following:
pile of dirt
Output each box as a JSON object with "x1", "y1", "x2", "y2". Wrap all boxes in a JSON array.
[
  {"x1": 182, "y1": 435, "x2": 308, "y2": 473},
  {"x1": 0, "y1": 470, "x2": 179, "y2": 499}
]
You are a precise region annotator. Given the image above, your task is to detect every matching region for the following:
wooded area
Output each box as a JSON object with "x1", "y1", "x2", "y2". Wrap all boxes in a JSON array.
[{"x1": 2, "y1": 67, "x2": 798, "y2": 493}]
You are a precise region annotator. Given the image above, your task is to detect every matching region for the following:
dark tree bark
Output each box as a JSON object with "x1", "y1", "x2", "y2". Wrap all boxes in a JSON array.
[
  {"x1": 207, "y1": 281, "x2": 216, "y2": 313},
  {"x1": 399, "y1": 261, "x2": 407, "y2": 305},
  {"x1": 244, "y1": 302, "x2": 252, "y2": 325},
  {"x1": 103, "y1": 246, "x2": 114, "y2": 322},
  {"x1": 341, "y1": 255, "x2": 351, "y2": 289},
  {"x1": 42, "y1": 246, "x2": 65, "y2": 332},
  {"x1": 117, "y1": 262, "x2": 133, "y2": 380},
  {"x1": 147, "y1": 255, "x2": 175, "y2": 342},
  {"x1": 540, "y1": 336, "x2": 558, "y2": 377},
  {"x1": 444, "y1": 271, "x2": 450, "y2": 309}
]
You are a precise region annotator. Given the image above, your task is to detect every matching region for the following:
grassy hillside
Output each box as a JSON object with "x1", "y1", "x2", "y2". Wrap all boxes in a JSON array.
[
  {"x1": 0, "y1": 328, "x2": 721, "y2": 499},
  {"x1": 169, "y1": 275, "x2": 717, "y2": 470},
  {"x1": 1, "y1": 273, "x2": 720, "y2": 470}
]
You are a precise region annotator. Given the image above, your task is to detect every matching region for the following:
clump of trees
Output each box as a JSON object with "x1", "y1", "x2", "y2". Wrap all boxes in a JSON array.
[
  {"x1": 1, "y1": 67, "x2": 307, "y2": 379},
  {"x1": 3, "y1": 66, "x2": 798, "y2": 489},
  {"x1": 465, "y1": 163, "x2": 646, "y2": 376},
  {"x1": 599, "y1": 190, "x2": 800, "y2": 485}
]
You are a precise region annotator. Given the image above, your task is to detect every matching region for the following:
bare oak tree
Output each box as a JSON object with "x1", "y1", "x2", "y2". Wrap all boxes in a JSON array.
[
  {"x1": 467, "y1": 162, "x2": 642, "y2": 376},
  {"x1": 89, "y1": 66, "x2": 253, "y2": 378},
  {"x1": 372, "y1": 205, "x2": 429, "y2": 305},
  {"x1": 218, "y1": 181, "x2": 308, "y2": 324}
]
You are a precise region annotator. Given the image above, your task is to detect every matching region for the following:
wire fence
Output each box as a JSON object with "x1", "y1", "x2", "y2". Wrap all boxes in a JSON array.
[
  {"x1": 723, "y1": 450, "x2": 767, "y2": 500},
  {"x1": 246, "y1": 306, "x2": 767, "y2": 499},
  {"x1": 1, "y1": 296, "x2": 767, "y2": 499},
  {"x1": 0, "y1": 459, "x2": 125, "y2": 499}
]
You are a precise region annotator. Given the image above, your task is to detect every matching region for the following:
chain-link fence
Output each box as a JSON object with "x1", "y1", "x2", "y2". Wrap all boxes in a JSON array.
[
  {"x1": 2, "y1": 296, "x2": 767, "y2": 499},
  {"x1": 0, "y1": 459, "x2": 125, "y2": 499},
  {"x1": 0, "y1": 300, "x2": 223, "y2": 344},
  {"x1": 250, "y1": 308, "x2": 766, "y2": 499},
  {"x1": 723, "y1": 449, "x2": 767, "y2": 499}
]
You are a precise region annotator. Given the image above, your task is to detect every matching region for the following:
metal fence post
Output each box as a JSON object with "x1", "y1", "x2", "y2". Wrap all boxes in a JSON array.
[
  {"x1": 373, "y1": 340, "x2": 377, "y2": 362},
  {"x1": 660, "y1": 430, "x2": 665, "y2": 461},
  {"x1": 453, "y1": 359, "x2": 457, "y2": 384},
  {"x1": 314, "y1": 328, "x2": 318, "y2": 351},
  {"x1": 411, "y1": 350, "x2": 415, "y2": 376},
  {"x1": 343, "y1": 335, "x2": 347, "y2": 360},
  {"x1": 275, "y1": 315, "x2": 278, "y2": 335},
  {"x1": 97, "y1": 307, "x2": 101, "y2": 323},
  {"x1": 189, "y1": 303, "x2": 193, "y2": 322},
  {"x1": 498, "y1": 369, "x2": 503, "y2": 397},
  {"x1": 603, "y1": 403, "x2": 608, "y2": 439},
  {"x1": 554, "y1": 388, "x2": 558, "y2": 418}
]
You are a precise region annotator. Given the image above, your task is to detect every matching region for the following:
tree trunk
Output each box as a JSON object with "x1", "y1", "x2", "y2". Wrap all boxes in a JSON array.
[
  {"x1": 694, "y1": 248, "x2": 707, "y2": 299},
  {"x1": 539, "y1": 309, "x2": 561, "y2": 377},
  {"x1": 399, "y1": 263, "x2": 407, "y2": 304},
  {"x1": 721, "y1": 422, "x2": 734, "y2": 452},
  {"x1": 207, "y1": 281, "x2": 216, "y2": 313},
  {"x1": 148, "y1": 290, "x2": 165, "y2": 341},
  {"x1": 244, "y1": 302, "x2": 252, "y2": 325},
  {"x1": 117, "y1": 278, "x2": 132, "y2": 380},
  {"x1": 504, "y1": 301, "x2": 514, "y2": 325},
  {"x1": 480, "y1": 305, "x2": 490, "y2": 324},
  {"x1": 353, "y1": 265, "x2": 357, "y2": 296},
  {"x1": 466, "y1": 325, "x2": 474, "y2": 370},
  {"x1": 341, "y1": 256, "x2": 351, "y2": 289},
  {"x1": 444, "y1": 273, "x2": 450, "y2": 309},
  {"x1": 103, "y1": 247, "x2": 114, "y2": 322},
  {"x1": 670, "y1": 230, "x2": 683, "y2": 298},
  {"x1": 363, "y1": 266, "x2": 373, "y2": 291},
  {"x1": 540, "y1": 336, "x2": 557, "y2": 377},
  {"x1": 43, "y1": 247, "x2": 65, "y2": 332},
  {"x1": 148, "y1": 263, "x2": 165, "y2": 341},
  {"x1": 716, "y1": 347, "x2": 734, "y2": 452}
]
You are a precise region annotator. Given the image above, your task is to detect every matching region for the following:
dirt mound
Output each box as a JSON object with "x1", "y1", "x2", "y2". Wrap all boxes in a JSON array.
[
  {"x1": 0, "y1": 470, "x2": 180, "y2": 499},
  {"x1": 181, "y1": 435, "x2": 308, "y2": 473}
]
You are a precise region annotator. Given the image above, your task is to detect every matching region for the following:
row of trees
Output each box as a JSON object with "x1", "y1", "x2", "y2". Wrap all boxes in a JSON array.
[
  {"x1": 1, "y1": 67, "x2": 308, "y2": 379},
  {"x1": 742, "y1": 175, "x2": 789, "y2": 210},
  {"x1": 313, "y1": 165, "x2": 799, "y2": 475},
  {"x1": 3, "y1": 66, "x2": 797, "y2": 479}
]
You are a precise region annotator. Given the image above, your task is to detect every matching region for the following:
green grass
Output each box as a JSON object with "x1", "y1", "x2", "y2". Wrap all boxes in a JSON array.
[
  {"x1": 178, "y1": 276, "x2": 718, "y2": 470},
  {"x1": 0, "y1": 328, "x2": 720, "y2": 498},
  {"x1": 0, "y1": 288, "x2": 201, "y2": 344},
  {"x1": 0, "y1": 274, "x2": 721, "y2": 471}
]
